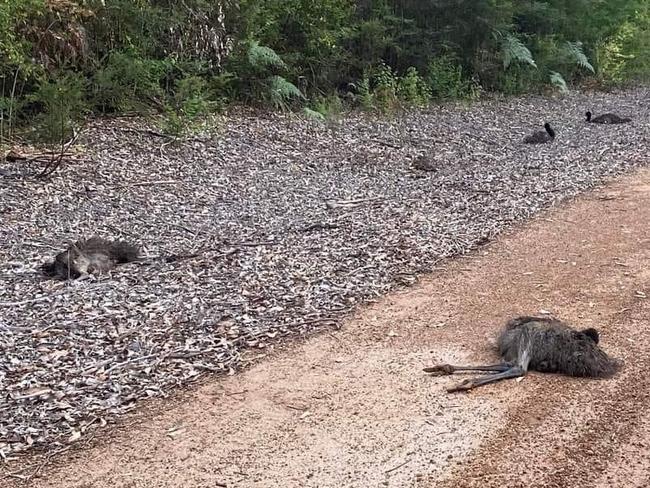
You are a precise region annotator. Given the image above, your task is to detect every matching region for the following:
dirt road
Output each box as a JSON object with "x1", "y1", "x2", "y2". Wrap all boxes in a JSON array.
[{"x1": 12, "y1": 169, "x2": 650, "y2": 487}]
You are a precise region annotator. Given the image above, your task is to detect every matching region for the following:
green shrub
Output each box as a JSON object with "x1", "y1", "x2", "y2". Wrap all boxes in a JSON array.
[
  {"x1": 1, "y1": 0, "x2": 649, "y2": 141},
  {"x1": 92, "y1": 52, "x2": 169, "y2": 113},
  {"x1": 372, "y1": 62, "x2": 399, "y2": 113},
  {"x1": 0, "y1": 0, "x2": 44, "y2": 75},
  {"x1": 28, "y1": 72, "x2": 87, "y2": 143},
  {"x1": 312, "y1": 93, "x2": 344, "y2": 120},
  {"x1": 397, "y1": 67, "x2": 431, "y2": 107},
  {"x1": 225, "y1": 40, "x2": 304, "y2": 110},
  {"x1": 426, "y1": 57, "x2": 480, "y2": 100},
  {"x1": 354, "y1": 72, "x2": 374, "y2": 111},
  {"x1": 598, "y1": 6, "x2": 650, "y2": 83}
]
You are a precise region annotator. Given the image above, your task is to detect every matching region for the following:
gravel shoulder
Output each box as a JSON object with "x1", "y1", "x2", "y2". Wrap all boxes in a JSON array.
[{"x1": 6, "y1": 166, "x2": 650, "y2": 487}]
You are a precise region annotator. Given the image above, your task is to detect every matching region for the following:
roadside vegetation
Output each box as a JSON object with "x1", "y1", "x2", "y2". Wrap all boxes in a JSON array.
[{"x1": 1, "y1": 0, "x2": 648, "y2": 144}]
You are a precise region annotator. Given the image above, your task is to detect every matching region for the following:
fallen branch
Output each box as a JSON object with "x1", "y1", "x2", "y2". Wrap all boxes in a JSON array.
[{"x1": 39, "y1": 127, "x2": 84, "y2": 178}]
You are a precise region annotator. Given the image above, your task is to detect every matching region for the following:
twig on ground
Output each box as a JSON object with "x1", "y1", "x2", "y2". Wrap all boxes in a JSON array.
[{"x1": 384, "y1": 459, "x2": 411, "y2": 474}]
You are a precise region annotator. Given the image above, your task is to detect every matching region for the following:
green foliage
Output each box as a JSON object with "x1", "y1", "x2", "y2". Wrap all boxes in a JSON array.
[
  {"x1": 235, "y1": 0, "x2": 354, "y2": 91},
  {"x1": 0, "y1": 0, "x2": 649, "y2": 142},
  {"x1": 92, "y1": 52, "x2": 169, "y2": 113},
  {"x1": 311, "y1": 93, "x2": 344, "y2": 120},
  {"x1": 247, "y1": 41, "x2": 287, "y2": 70},
  {"x1": 493, "y1": 66, "x2": 539, "y2": 96},
  {"x1": 302, "y1": 107, "x2": 326, "y2": 122},
  {"x1": 266, "y1": 75, "x2": 304, "y2": 110},
  {"x1": 161, "y1": 73, "x2": 224, "y2": 138},
  {"x1": 349, "y1": 64, "x2": 398, "y2": 113},
  {"x1": 499, "y1": 33, "x2": 537, "y2": 69},
  {"x1": 563, "y1": 42, "x2": 595, "y2": 74},
  {"x1": 549, "y1": 71, "x2": 569, "y2": 93},
  {"x1": 354, "y1": 73, "x2": 374, "y2": 111},
  {"x1": 397, "y1": 67, "x2": 431, "y2": 107},
  {"x1": 173, "y1": 75, "x2": 216, "y2": 117},
  {"x1": 159, "y1": 108, "x2": 185, "y2": 139},
  {"x1": 28, "y1": 73, "x2": 87, "y2": 143},
  {"x1": 598, "y1": 4, "x2": 650, "y2": 83},
  {"x1": 426, "y1": 57, "x2": 480, "y2": 100},
  {"x1": 226, "y1": 40, "x2": 304, "y2": 110},
  {"x1": 0, "y1": 0, "x2": 44, "y2": 74},
  {"x1": 350, "y1": 63, "x2": 433, "y2": 113},
  {"x1": 371, "y1": 62, "x2": 399, "y2": 113}
]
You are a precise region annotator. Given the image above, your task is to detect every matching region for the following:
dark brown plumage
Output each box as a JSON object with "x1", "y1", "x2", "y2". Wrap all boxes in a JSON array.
[
  {"x1": 523, "y1": 122, "x2": 555, "y2": 144},
  {"x1": 41, "y1": 237, "x2": 140, "y2": 280},
  {"x1": 586, "y1": 111, "x2": 631, "y2": 124},
  {"x1": 424, "y1": 316, "x2": 621, "y2": 392}
]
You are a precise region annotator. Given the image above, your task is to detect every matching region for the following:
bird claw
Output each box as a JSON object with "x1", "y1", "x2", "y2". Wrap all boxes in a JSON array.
[
  {"x1": 423, "y1": 364, "x2": 455, "y2": 376},
  {"x1": 447, "y1": 379, "x2": 473, "y2": 393}
]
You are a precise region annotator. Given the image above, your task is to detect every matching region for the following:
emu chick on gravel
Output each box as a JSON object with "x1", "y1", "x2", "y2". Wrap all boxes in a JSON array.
[
  {"x1": 42, "y1": 237, "x2": 140, "y2": 280},
  {"x1": 424, "y1": 316, "x2": 621, "y2": 392},
  {"x1": 523, "y1": 122, "x2": 555, "y2": 144},
  {"x1": 585, "y1": 110, "x2": 631, "y2": 124}
]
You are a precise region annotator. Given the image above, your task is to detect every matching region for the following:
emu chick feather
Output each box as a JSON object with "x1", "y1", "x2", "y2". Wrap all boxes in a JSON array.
[{"x1": 497, "y1": 316, "x2": 620, "y2": 378}]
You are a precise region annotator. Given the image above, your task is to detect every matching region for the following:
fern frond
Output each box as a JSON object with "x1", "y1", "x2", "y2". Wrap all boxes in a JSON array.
[
  {"x1": 563, "y1": 41, "x2": 595, "y2": 73},
  {"x1": 247, "y1": 40, "x2": 286, "y2": 70},
  {"x1": 501, "y1": 35, "x2": 537, "y2": 69},
  {"x1": 549, "y1": 71, "x2": 568, "y2": 93},
  {"x1": 303, "y1": 107, "x2": 326, "y2": 122},
  {"x1": 267, "y1": 75, "x2": 304, "y2": 111}
]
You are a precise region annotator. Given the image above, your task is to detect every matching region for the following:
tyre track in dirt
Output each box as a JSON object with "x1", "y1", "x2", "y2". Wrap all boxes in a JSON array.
[{"x1": 7, "y1": 169, "x2": 650, "y2": 487}]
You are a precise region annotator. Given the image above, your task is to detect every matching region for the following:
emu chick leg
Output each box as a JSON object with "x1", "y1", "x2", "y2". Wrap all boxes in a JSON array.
[
  {"x1": 423, "y1": 363, "x2": 513, "y2": 375},
  {"x1": 448, "y1": 366, "x2": 526, "y2": 393}
]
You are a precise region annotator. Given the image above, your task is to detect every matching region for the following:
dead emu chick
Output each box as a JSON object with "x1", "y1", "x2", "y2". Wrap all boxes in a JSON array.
[
  {"x1": 424, "y1": 316, "x2": 621, "y2": 393},
  {"x1": 42, "y1": 237, "x2": 140, "y2": 280},
  {"x1": 523, "y1": 122, "x2": 555, "y2": 144},
  {"x1": 586, "y1": 111, "x2": 631, "y2": 124}
]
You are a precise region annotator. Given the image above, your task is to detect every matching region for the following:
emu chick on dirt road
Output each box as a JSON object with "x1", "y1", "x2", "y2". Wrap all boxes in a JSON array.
[
  {"x1": 424, "y1": 316, "x2": 621, "y2": 392},
  {"x1": 42, "y1": 237, "x2": 140, "y2": 280}
]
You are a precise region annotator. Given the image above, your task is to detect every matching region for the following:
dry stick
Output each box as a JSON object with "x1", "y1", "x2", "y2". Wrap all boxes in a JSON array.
[
  {"x1": 384, "y1": 458, "x2": 412, "y2": 474},
  {"x1": 39, "y1": 127, "x2": 83, "y2": 178},
  {"x1": 82, "y1": 358, "x2": 114, "y2": 375},
  {"x1": 104, "y1": 353, "x2": 160, "y2": 374}
]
